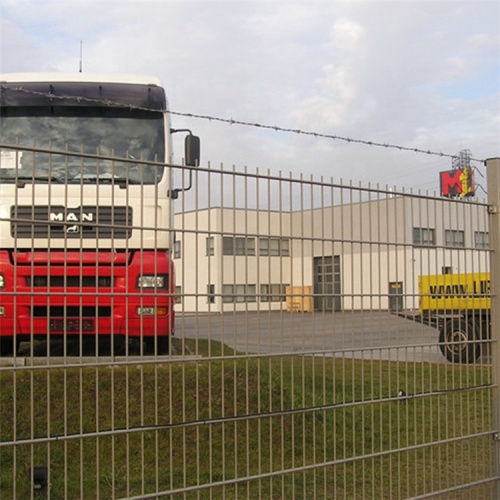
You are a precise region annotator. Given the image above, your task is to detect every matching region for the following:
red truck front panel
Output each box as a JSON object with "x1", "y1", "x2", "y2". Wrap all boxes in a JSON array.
[{"x1": 0, "y1": 249, "x2": 175, "y2": 340}]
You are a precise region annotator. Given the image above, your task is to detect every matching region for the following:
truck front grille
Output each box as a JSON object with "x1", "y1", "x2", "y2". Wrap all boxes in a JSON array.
[
  {"x1": 27, "y1": 276, "x2": 114, "y2": 287},
  {"x1": 33, "y1": 306, "x2": 112, "y2": 318},
  {"x1": 11, "y1": 206, "x2": 133, "y2": 239}
]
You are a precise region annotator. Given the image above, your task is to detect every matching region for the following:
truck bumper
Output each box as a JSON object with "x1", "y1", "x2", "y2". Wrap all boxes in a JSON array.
[{"x1": 0, "y1": 250, "x2": 175, "y2": 340}]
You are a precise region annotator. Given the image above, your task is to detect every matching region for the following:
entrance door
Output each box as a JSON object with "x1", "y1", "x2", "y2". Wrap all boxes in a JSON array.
[
  {"x1": 388, "y1": 281, "x2": 404, "y2": 312},
  {"x1": 314, "y1": 256, "x2": 341, "y2": 312}
]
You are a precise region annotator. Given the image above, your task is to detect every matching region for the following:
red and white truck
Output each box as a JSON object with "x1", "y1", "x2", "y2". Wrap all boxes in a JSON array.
[{"x1": 0, "y1": 73, "x2": 199, "y2": 355}]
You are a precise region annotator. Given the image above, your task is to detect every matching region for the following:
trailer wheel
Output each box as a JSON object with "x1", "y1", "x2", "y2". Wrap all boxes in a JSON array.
[{"x1": 439, "y1": 318, "x2": 479, "y2": 364}]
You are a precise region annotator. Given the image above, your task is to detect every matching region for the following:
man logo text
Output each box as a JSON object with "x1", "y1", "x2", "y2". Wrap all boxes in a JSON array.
[{"x1": 50, "y1": 212, "x2": 94, "y2": 222}]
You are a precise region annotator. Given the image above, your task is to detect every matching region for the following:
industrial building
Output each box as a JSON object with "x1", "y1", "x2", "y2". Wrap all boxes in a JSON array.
[{"x1": 173, "y1": 195, "x2": 489, "y2": 313}]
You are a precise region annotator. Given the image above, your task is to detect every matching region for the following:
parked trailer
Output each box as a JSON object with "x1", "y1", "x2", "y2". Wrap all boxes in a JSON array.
[
  {"x1": 399, "y1": 273, "x2": 490, "y2": 363},
  {"x1": 0, "y1": 73, "x2": 200, "y2": 355}
]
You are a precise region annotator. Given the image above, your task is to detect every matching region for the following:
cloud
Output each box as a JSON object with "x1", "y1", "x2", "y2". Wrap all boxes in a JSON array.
[
  {"x1": 329, "y1": 18, "x2": 365, "y2": 51},
  {"x1": 0, "y1": 20, "x2": 44, "y2": 72},
  {"x1": 0, "y1": 0, "x2": 498, "y2": 193}
]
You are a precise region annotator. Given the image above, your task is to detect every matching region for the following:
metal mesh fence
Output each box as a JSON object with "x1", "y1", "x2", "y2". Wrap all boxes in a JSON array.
[{"x1": 0, "y1": 147, "x2": 496, "y2": 498}]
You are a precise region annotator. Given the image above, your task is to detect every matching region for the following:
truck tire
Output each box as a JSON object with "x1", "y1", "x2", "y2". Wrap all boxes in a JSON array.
[
  {"x1": 439, "y1": 318, "x2": 479, "y2": 364},
  {"x1": 144, "y1": 335, "x2": 169, "y2": 355},
  {"x1": 0, "y1": 337, "x2": 14, "y2": 356}
]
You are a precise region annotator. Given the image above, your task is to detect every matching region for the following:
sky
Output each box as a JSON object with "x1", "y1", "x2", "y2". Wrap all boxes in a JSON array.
[{"x1": 0, "y1": 0, "x2": 499, "y2": 195}]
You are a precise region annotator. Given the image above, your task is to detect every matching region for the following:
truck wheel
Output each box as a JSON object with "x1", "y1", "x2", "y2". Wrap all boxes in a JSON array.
[
  {"x1": 144, "y1": 335, "x2": 169, "y2": 355},
  {"x1": 157, "y1": 335, "x2": 170, "y2": 355},
  {"x1": 0, "y1": 337, "x2": 14, "y2": 356},
  {"x1": 111, "y1": 336, "x2": 126, "y2": 356},
  {"x1": 439, "y1": 318, "x2": 479, "y2": 363}
]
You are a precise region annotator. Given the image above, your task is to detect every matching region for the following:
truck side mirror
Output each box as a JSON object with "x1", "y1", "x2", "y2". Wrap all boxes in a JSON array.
[{"x1": 185, "y1": 135, "x2": 200, "y2": 167}]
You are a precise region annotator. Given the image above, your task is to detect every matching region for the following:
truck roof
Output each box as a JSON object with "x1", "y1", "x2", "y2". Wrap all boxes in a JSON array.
[
  {"x1": 0, "y1": 72, "x2": 163, "y2": 87},
  {"x1": 0, "y1": 73, "x2": 167, "y2": 110}
]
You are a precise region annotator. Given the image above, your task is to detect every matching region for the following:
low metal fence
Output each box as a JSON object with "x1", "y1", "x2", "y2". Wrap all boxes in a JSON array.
[{"x1": 0, "y1": 147, "x2": 498, "y2": 498}]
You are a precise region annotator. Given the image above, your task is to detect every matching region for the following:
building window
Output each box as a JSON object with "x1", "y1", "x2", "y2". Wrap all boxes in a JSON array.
[
  {"x1": 259, "y1": 238, "x2": 290, "y2": 256},
  {"x1": 207, "y1": 284, "x2": 215, "y2": 304},
  {"x1": 222, "y1": 284, "x2": 256, "y2": 303},
  {"x1": 413, "y1": 227, "x2": 436, "y2": 246},
  {"x1": 175, "y1": 285, "x2": 182, "y2": 304},
  {"x1": 173, "y1": 240, "x2": 181, "y2": 259},
  {"x1": 475, "y1": 231, "x2": 489, "y2": 249},
  {"x1": 222, "y1": 237, "x2": 255, "y2": 256},
  {"x1": 206, "y1": 236, "x2": 215, "y2": 256},
  {"x1": 260, "y1": 284, "x2": 288, "y2": 302},
  {"x1": 444, "y1": 229, "x2": 465, "y2": 248},
  {"x1": 442, "y1": 266, "x2": 453, "y2": 275}
]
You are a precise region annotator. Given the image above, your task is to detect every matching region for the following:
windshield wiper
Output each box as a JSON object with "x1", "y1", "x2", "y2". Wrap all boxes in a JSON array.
[
  {"x1": 0, "y1": 175, "x2": 65, "y2": 187},
  {"x1": 70, "y1": 173, "x2": 130, "y2": 187}
]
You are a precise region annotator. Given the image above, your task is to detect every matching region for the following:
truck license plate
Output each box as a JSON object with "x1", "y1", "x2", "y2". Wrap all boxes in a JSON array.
[{"x1": 50, "y1": 319, "x2": 94, "y2": 332}]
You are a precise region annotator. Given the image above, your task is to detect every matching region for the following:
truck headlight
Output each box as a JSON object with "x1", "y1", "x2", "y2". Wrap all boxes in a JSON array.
[
  {"x1": 0, "y1": 274, "x2": 5, "y2": 289},
  {"x1": 136, "y1": 275, "x2": 167, "y2": 289}
]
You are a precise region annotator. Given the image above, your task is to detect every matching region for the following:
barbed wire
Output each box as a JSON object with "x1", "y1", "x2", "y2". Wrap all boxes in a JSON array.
[
  {"x1": 167, "y1": 110, "x2": 487, "y2": 165},
  {"x1": 1, "y1": 84, "x2": 487, "y2": 165}
]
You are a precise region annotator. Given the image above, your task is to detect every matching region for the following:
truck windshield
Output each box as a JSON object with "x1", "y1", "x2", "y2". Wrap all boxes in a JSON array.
[{"x1": 0, "y1": 107, "x2": 166, "y2": 185}]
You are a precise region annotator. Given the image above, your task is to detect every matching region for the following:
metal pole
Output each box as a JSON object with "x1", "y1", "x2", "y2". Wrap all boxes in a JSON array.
[{"x1": 486, "y1": 157, "x2": 500, "y2": 496}]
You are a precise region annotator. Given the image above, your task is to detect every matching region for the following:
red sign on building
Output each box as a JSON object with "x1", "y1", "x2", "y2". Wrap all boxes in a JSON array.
[{"x1": 440, "y1": 167, "x2": 475, "y2": 198}]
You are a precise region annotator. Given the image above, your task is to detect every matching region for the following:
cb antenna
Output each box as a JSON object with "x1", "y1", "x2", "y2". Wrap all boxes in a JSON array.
[{"x1": 79, "y1": 40, "x2": 83, "y2": 73}]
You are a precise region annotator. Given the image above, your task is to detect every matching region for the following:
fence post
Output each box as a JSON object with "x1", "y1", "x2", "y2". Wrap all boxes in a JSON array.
[{"x1": 486, "y1": 157, "x2": 500, "y2": 495}]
